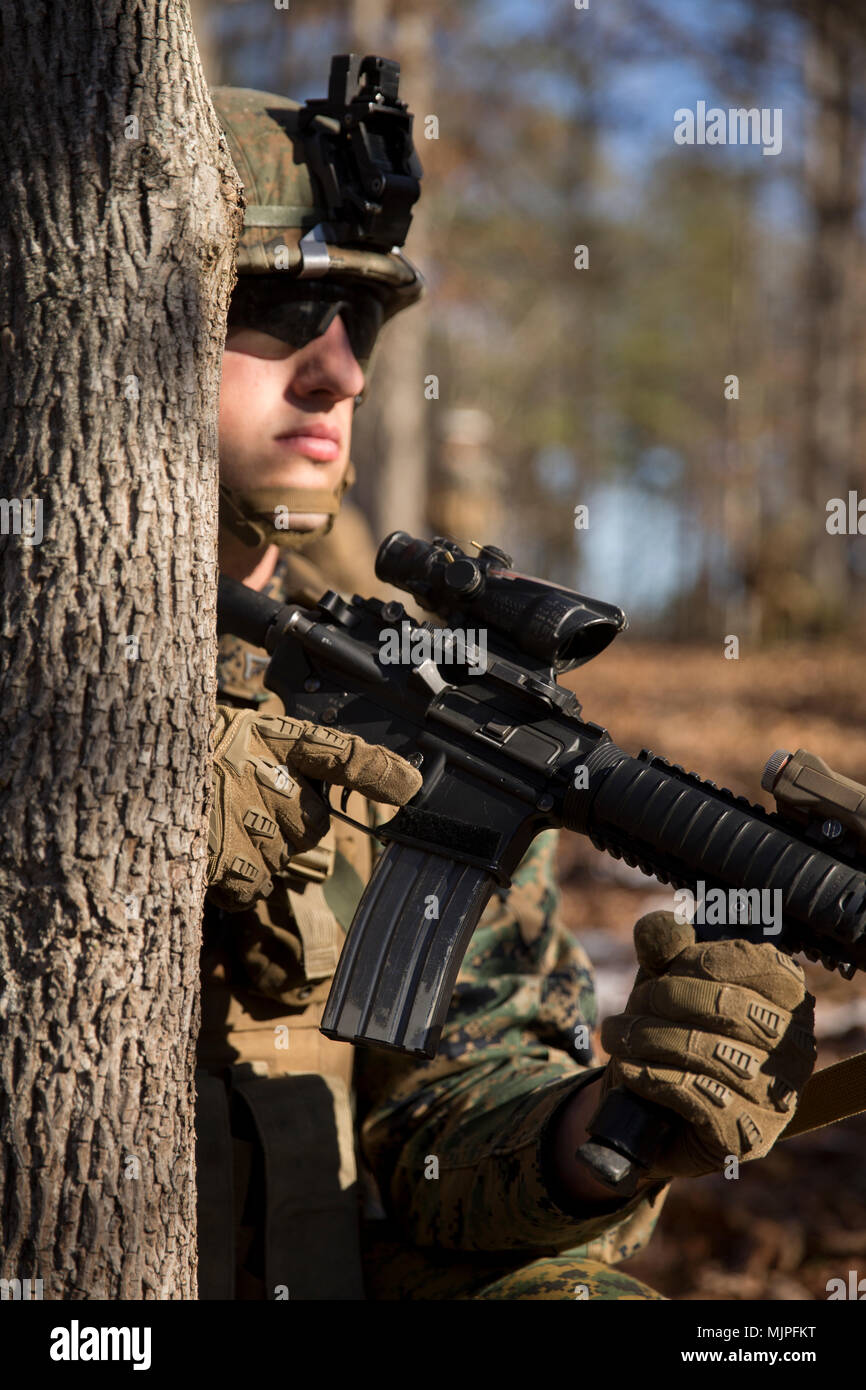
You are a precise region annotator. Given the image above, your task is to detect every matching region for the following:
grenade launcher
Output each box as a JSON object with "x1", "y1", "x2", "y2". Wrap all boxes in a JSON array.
[{"x1": 217, "y1": 532, "x2": 866, "y2": 1196}]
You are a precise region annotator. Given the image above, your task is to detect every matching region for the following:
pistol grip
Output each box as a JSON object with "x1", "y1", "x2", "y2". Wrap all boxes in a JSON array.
[{"x1": 575, "y1": 1087, "x2": 675, "y2": 1198}]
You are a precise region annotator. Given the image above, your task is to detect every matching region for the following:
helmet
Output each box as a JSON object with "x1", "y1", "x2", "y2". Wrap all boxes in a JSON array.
[{"x1": 212, "y1": 56, "x2": 424, "y2": 550}]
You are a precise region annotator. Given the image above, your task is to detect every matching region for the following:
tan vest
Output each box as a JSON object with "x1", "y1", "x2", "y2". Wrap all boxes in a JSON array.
[
  {"x1": 197, "y1": 553, "x2": 377, "y2": 1299},
  {"x1": 201, "y1": 547, "x2": 376, "y2": 1087},
  {"x1": 197, "y1": 808, "x2": 373, "y2": 1089}
]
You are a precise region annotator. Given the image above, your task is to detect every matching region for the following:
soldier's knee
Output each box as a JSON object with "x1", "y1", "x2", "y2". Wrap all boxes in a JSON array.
[{"x1": 471, "y1": 1255, "x2": 665, "y2": 1301}]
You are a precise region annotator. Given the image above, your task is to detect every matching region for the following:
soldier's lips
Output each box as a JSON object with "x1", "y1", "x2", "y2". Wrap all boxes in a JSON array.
[{"x1": 274, "y1": 432, "x2": 341, "y2": 461}]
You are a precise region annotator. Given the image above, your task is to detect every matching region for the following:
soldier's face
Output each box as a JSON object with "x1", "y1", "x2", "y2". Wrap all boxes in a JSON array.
[{"x1": 218, "y1": 313, "x2": 364, "y2": 528}]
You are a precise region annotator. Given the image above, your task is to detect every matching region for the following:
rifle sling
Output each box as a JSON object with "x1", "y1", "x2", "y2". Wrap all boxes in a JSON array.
[{"x1": 781, "y1": 1051, "x2": 866, "y2": 1140}]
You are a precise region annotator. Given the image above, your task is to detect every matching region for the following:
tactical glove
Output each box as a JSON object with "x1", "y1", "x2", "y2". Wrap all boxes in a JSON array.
[
  {"x1": 599, "y1": 910, "x2": 817, "y2": 1181},
  {"x1": 207, "y1": 705, "x2": 422, "y2": 911}
]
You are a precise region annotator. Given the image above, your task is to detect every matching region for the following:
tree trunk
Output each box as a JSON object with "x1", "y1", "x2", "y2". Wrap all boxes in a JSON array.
[{"x1": 0, "y1": 0, "x2": 241, "y2": 1299}]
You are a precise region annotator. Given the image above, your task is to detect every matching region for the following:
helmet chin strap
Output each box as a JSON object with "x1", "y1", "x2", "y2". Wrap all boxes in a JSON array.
[{"x1": 219, "y1": 461, "x2": 356, "y2": 550}]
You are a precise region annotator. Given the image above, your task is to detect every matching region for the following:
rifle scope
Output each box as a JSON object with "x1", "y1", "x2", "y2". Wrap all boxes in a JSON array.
[{"x1": 376, "y1": 531, "x2": 627, "y2": 672}]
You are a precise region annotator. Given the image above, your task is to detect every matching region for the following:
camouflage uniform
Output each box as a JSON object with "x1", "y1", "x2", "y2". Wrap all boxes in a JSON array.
[
  {"x1": 199, "y1": 73, "x2": 667, "y2": 1300},
  {"x1": 196, "y1": 549, "x2": 669, "y2": 1300}
]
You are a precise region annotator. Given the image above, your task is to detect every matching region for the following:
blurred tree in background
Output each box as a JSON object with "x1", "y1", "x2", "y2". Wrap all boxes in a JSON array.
[{"x1": 191, "y1": 0, "x2": 866, "y2": 642}]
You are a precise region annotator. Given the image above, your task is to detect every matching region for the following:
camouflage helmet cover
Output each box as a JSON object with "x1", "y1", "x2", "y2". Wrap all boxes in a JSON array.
[{"x1": 210, "y1": 84, "x2": 424, "y2": 321}]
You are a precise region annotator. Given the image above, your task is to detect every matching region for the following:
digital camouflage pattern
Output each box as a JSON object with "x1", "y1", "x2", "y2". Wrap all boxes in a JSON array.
[
  {"x1": 471, "y1": 1256, "x2": 665, "y2": 1301},
  {"x1": 202, "y1": 549, "x2": 670, "y2": 1298},
  {"x1": 355, "y1": 825, "x2": 670, "y2": 1282},
  {"x1": 358, "y1": 1232, "x2": 667, "y2": 1300}
]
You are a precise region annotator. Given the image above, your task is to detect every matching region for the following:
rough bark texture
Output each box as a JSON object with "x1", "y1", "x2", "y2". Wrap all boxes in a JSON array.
[{"x1": 0, "y1": 1, "x2": 241, "y2": 1298}]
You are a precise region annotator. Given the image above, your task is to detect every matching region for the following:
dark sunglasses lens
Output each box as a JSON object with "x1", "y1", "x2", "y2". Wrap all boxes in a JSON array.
[
  {"x1": 228, "y1": 282, "x2": 385, "y2": 363},
  {"x1": 227, "y1": 287, "x2": 330, "y2": 347},
  {"x1": 340, "y1": 296, "x2": 385, "y2": 366}
]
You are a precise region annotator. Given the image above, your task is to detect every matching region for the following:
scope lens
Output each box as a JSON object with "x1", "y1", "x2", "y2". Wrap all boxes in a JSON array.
[
  {"x1": 556, "y1": 618, "x2": 622, "y2": 667},
  {"x1": 375, "y1": 531, "x2": 416, "y2": 585}
]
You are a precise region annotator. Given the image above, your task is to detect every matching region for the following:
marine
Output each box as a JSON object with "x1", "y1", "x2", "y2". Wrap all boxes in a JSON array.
[{"x1": 199, "y1": 54, "x2": 818, "y2": 1300}]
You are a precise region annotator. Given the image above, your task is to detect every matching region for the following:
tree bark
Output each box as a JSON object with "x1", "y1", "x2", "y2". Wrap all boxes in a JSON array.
[{"x1": 0, "y1": 0, "x2": 241, "y2": 1298}]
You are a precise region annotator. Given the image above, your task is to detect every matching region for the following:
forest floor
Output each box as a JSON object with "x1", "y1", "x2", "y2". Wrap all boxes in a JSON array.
[{"x1": 557, "y1": 639, "x2": 866, "y2": 1301}]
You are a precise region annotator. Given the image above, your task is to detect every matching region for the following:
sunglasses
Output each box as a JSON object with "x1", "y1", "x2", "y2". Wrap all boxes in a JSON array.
[{"x1": 227, "y1": 277, "x2": 386, "y2": 368}]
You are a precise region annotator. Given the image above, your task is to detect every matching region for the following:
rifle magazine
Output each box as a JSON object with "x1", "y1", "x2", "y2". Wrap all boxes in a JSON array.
[{"x1": 320, "y1": 842, "x2": 495, "y2": 1057}]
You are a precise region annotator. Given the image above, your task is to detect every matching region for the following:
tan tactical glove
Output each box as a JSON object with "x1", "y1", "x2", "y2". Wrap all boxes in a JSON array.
[
  {"x1": 599, "y1": 910, "x2": 817, "y2": 1181},
  {"x1": 207, "y1": 705, "x2": 422, "y2": 911}
]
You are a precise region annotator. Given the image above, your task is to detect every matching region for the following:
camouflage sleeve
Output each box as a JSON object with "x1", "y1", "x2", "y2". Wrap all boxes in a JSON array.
[{"x1": 356, "y1": 830, "x2": 670, "y2": 1255}]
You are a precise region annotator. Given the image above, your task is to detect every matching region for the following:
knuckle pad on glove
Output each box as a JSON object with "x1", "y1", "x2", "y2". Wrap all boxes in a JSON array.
[
  {"x1": 214, "y1": 852, "x2": 271, "y2": 910},
  {"x1": 627, "y1": 976, "x2": 806, "y2": 1057},
  {"x1": 254, "y1": 716, "x2": 347, "y2": 774},
  {"x1": 299, "y1": 724, "x2": 352, "y2": 756},
  {"x1": 611, "y1": 1061, "x2": 780, "y2": 1176},
  {"x1": 253, "y1": 760, "x2": 298, "y2": 801},
  {"x1": 291, "y1": 725, "x2": 355, "y2": 779},
  {"x1": 604, "y1": 1014, "x2": 775, "y2": 1103},
  {"x1": 254, "y1": 822, "x2": 297, "y2": 876},
  {"x1": 675, "y1": 939, "x2": 806, "y2": 1012},
  {"x1": 255, "y1": 714, "x2": 312, "y2": 746}
]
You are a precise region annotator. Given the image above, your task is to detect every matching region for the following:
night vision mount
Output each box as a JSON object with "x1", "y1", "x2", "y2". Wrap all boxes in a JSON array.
[{"x1": 298, "y1": 54, "x2": 423, "y2": 252}]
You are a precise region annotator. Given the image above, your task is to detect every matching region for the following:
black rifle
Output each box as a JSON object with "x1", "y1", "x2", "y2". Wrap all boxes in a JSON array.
[{"x1": 217, "y1": 532, "x2": 866, "y2": 1196}]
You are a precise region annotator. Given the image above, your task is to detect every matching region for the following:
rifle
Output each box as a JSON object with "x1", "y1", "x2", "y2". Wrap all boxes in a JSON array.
[{"x1": 217, "y1": 532, "x2": 866, "y2": 1196}]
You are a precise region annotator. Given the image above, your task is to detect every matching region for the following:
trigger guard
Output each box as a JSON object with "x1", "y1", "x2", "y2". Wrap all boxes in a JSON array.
[{"x1": 311, "y1": 781, "x2": 381, "y2": 842}]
